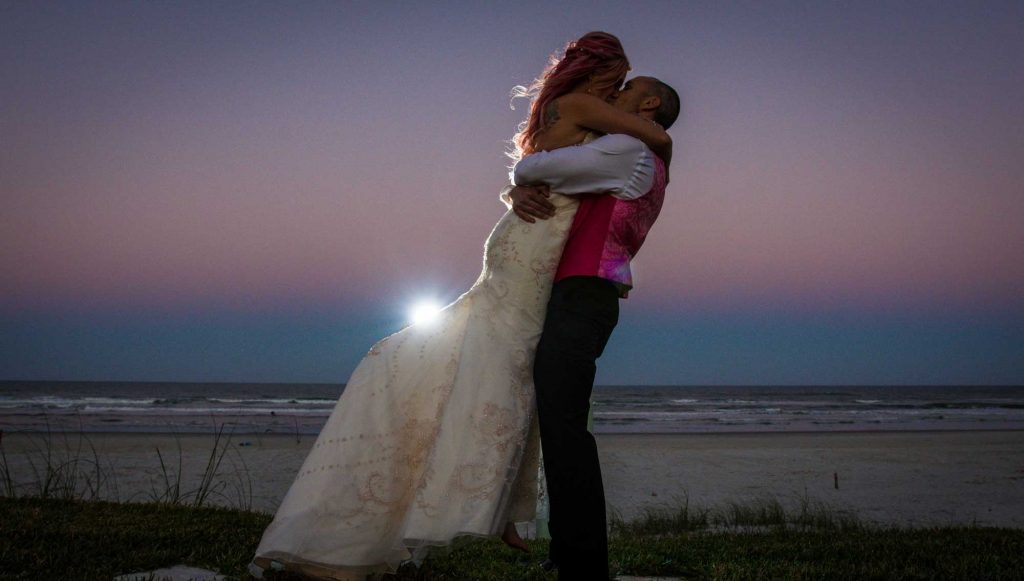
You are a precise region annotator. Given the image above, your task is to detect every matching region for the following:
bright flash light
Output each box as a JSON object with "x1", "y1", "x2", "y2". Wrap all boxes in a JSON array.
[{"x1": 409, "y1": 300, "x2": 443, "y2": 326}]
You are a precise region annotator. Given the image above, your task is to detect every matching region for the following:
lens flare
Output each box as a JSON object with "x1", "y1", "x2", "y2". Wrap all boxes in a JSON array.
[{"x1": 409, "y1": 300, "x2": 443, "y2": 326}]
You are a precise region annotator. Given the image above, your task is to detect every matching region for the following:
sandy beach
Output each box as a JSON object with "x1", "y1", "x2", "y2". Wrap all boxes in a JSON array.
[
  {"x1": 2, "y1": 429, "x2": 1022, "y2": 529},
  {"x1": 598, "y1": 430, "x2": 1024, "y2": 529}
]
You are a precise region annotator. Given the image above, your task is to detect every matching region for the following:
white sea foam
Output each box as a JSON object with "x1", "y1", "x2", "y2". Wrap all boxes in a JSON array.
[{"x1": 4, "y1": 382, "x2": 1024, "y2": 434}]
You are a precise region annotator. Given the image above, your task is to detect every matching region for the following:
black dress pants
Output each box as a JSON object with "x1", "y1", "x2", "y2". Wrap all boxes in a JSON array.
[{"x1": 534, "y1": 275, "x2": 619, "y2": 581}]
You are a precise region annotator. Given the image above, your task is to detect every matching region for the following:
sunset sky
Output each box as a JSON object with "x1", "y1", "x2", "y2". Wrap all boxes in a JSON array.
[{"x1": 2, "y1": 1, "x2": 1022, "y2": 385}]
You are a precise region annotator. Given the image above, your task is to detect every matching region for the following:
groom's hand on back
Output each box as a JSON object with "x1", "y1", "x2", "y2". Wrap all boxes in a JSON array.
[{"x1": 509, "y1": 185, "x2": 555, "y2": 223}]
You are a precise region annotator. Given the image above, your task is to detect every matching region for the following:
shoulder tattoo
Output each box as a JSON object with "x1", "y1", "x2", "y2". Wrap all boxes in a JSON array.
[{"x1": 543, "y1": 100, "x2": 560, "y2": 127}]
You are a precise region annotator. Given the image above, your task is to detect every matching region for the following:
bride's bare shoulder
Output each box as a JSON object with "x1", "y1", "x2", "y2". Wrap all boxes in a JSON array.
[{"x1": 534, "y1": 95, "x2": 592, "y2": 151}]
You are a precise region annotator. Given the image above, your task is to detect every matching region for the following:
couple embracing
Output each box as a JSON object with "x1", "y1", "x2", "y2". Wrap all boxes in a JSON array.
[{"x1": 250, "y1": 31, "x2": 679, "y2": 581}]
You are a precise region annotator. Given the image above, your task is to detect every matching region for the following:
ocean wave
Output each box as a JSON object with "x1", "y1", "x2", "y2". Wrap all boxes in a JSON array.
[
  {"x1": 207, "y1": 397, "x2": 337, "y2": 405},
  {"x1": 3, "y1": 383, "x2": 1023, "y2": 435},
  {"x1": 36, "y1": 406, "x2": 333, "y2": 416}
]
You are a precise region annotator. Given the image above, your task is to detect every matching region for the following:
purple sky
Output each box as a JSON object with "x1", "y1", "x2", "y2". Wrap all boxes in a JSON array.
[{"x1": 2, "y1": 1, "x2": 1022, "y2": 385}]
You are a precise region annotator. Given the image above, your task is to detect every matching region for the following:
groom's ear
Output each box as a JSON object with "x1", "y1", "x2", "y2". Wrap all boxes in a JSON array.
[{"x1": 640, "y1": 94, "x2": 661, "y2": 113}]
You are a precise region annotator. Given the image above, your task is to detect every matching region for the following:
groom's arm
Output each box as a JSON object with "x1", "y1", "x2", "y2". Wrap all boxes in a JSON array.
[
  {"x1": 499, "y1": 133, "x2": 655, "y2": 220},
  {"x1": 503, "y1": 133, "x2": 655, "y2": 201}
]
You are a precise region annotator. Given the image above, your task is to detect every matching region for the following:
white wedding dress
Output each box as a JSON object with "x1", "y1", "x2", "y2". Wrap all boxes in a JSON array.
[
  {"x1": 249, "y1": 192, "x2": 579, "y2": 579},
  {"x1": 248, "y1": 130, "x2": 654, "y2": 580}
]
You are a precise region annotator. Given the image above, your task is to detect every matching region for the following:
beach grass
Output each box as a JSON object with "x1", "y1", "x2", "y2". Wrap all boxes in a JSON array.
[
  {"x1": 2, "y1": 426, "x2": 1023, "y2": 579},
  {"x1": 0, "y1": 417, "x2": 255, "y2": 509},
  {"x1": 608, "y1": 489, "x2": 866, "y2": 536},
  {"x1": 1, "y1": 495, "x2": 1023, "y2": 580}
]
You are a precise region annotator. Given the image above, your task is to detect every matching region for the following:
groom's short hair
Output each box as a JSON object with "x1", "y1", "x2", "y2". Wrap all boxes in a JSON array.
[{"x1": 648, "y1": 79, "x2": 680, "y2": 130}]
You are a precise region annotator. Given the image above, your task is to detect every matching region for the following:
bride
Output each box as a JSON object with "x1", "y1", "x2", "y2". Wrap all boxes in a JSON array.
[{"x1": 249, "y1": 31, "x2": 671, "y2": 580}]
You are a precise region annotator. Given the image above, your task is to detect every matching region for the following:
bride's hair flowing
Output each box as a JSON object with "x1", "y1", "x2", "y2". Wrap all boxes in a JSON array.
[{"x1": 507, "y1": 31, "x2": 629, "y2": 163}]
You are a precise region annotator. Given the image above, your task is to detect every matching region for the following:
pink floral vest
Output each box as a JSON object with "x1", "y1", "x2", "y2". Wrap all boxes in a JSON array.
[{"x1": 554, "y1": 156, "x2": 668, "y2": 298}]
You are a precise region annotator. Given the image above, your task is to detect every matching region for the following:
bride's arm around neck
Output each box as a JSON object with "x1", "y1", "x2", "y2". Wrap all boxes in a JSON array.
[{"x1": 551, "y1": 93, "x2": 672, "y2": 167}]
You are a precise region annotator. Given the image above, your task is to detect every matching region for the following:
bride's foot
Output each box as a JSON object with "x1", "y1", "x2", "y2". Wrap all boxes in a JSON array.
[{"x1": 501, "y1": 521, "x2": 530, "y2": 553}]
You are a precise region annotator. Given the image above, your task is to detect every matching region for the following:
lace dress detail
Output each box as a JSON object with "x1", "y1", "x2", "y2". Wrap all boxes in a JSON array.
[{"x1": 250, "y1": 192, "x2": 578, "y2": 580}]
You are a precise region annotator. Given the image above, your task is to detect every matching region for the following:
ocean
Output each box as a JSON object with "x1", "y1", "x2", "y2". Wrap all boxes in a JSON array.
[{"x1": 1, "y1": 381, "x2": 1022, "y2": 436}]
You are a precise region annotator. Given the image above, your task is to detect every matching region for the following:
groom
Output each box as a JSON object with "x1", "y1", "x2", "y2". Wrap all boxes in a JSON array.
[{"x1": 506, "y1": 76, "x2": 680, "y2": 580}]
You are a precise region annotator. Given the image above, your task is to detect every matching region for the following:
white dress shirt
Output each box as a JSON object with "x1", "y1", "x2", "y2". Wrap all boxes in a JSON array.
[{"x1": 500, "y1": 133, "x2": 656, "y2": 206}]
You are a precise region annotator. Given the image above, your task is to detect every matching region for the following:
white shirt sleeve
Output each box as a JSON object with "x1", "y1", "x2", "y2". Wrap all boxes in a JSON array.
[{"x1": 510, "y1": 133, "x2": 656, "y2": 200}]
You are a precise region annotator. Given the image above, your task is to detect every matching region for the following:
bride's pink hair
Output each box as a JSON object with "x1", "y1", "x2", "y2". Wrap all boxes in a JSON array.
[{"x1": 510, "y1": 31, "x2": 629, "y2": 160}]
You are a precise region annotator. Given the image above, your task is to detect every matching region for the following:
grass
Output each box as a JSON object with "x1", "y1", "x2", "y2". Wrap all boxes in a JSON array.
[
  {"x1": 145, "y1": 421, "x2": 255, "y2": 511},
  {"x1": 2, "y1": 495, "x2": 1022, "y2": 580},
  {"x1": 1, "y1": 418, "x2": 114, "y2": 502},
  {"x1": 2, "y1": 425, "x2": 1023, "y2": 579},
  {"x1": 1, "y1": 415, "x2": 255, "y2": 510},
  {"x1": 608, "y1": 490, "x2": 865, "y2": 536},
  {"x1": 0, "y1": 495, "x2": 266, "y2": 580}
]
